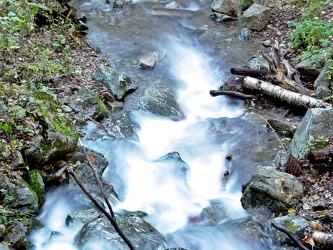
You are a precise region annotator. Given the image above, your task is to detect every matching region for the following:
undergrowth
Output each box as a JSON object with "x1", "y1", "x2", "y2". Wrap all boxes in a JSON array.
[{"x1": 0, "y1": 0, "x2": 82, "y2": 166}]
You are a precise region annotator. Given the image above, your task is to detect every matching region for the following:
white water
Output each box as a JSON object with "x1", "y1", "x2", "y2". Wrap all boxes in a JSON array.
[{"x1": 29, "y1": 36, "x2": 258, "y2": 249}]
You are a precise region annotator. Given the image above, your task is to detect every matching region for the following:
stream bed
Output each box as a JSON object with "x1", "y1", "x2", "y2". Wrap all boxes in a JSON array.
[{"x1": 29, "y1": 0, "x2": 282, "y2": 249}]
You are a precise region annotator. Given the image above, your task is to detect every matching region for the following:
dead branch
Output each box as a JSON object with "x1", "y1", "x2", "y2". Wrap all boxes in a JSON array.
[
  {"x1": 209, "y1": 90, "x2": 254, "y2": 99},
  {"x1": 243, "y1": 77, "x2": 330, "y2": 108},
  {"x1": 230, "y1": 68, "x2": 269, "y2": 78},
  {"x1": 313, "y1": 231, "x2": 333, "y2": 248},
  {"x1": 271, "y1": 221, "x2": 309, "y2": 250},
  {"x1": 67, "y1": 167, "x2": 135, "y2": 250}
]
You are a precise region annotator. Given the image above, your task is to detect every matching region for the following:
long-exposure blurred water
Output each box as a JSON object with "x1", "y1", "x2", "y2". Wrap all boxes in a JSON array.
[{"x1": 29, "y1": 0, "x2": 277, "y2": 249}]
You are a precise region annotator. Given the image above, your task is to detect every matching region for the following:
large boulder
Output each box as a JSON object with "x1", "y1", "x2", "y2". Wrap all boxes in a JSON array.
[
  {"x1": 92, "y1": 66, "x2": 138, "y2": 100},
  {"x1": 241, "y1": 165, "x2": 303, "y2": 213},
  {"x1": 24, "y1": 91, "x2": 78, "y2": 167},
  {"x1": 313, "y1": 60, "x2": 333, "y2": 100},
  {"x1": 73, "y1": 212, "x2": 167, "y2": 250},
  {"x1": 289, "y1": 108, "x2": 333, "y2": 159},
  {"x1": 137, "y1": 84, "x2": 184, "y2": 121},
  {"x1": 211, "y1": 0, "x2": 240, "y2": 17},
  {"x1": 242, "y1": 4, "x2": 271, "y2": 31}
]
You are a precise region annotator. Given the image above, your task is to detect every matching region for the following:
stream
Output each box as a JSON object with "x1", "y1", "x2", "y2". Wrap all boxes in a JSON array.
[{"x1": 29, "y1": 0, "x2": 280, "y2": 249}]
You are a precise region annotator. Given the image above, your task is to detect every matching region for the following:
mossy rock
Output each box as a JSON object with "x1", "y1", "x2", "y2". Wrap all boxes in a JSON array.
[
  {"x1": 28, "y1": 169, "x2": 45, "y2": 205},
  {"x1": 68, "y1": 88, "x2": 109, "y2": 121},
  {"x1": 24, "y1": 91, "x2": 79, "y2": 167}
]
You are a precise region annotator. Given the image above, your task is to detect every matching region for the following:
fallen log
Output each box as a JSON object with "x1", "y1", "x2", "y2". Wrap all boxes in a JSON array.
[
  {"x1": 243, "y1": 76, "x2": 330, "y2": 108},
  {"x1": 312, "y1": 231, "x2": 333, "y2": 248},
  {"x1": 307, "y1": 147, "x2": 333, "y2": 164},
  {"x1": 209, "y1": 90, "x2": 254, "y2": 99}
]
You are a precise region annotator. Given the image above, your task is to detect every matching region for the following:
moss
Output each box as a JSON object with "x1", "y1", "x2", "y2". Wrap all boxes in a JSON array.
[
  {"x1": 28, "y1": 169, "x2": 45, "y2": 205},
  {"x1": 283, "y1": 220, "x2": 299, "y2": 234}
]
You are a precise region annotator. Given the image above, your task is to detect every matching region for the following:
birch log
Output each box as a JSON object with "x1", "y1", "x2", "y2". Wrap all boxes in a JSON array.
[
  {"x1": 313, "y1": 231, "x2": 333, "y2": 248},
  {"x1": 243, "y1": 76, "x2": 330, "y2": 108}
]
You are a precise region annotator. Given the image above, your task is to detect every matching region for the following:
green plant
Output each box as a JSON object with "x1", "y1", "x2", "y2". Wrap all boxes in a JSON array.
[{"x1": 305, "y1": 136, "x2": 328, "y2": 154}]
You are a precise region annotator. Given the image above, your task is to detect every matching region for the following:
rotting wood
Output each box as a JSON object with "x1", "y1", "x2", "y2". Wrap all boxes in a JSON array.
[
  {"x1": 209, "y1": 90, "x2": 255, "y2": 99},
  {"x1": 243, "y1": 77, "x2": 330, "y2": 109},
  {"x1": 307, "y1": 147, "x2": 333, "y2": 164}
]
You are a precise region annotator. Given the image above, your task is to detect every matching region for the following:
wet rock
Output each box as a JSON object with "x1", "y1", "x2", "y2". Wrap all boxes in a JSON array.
[
  {"x1": 289, "y1": 108, "x2": 333, "y2": 159},
  {"x1": 210, "y1": 12, "x2": 238, "y2": 22},
  {"x1": 92, "y1": 65, "x2": 138, "y2": 100},
  {"x1": 208, "y1": 116, "x2": 280, "y2": 185},
  {"x1": 24, "y1": 91, "x2": 78, "y2": 167},
  {"x1": 295, "y1": 55, "x2": 326, "y2": 81},
  {"x1": 314, "y1": 60, "x2": 333, "y2": 100},
  {"x1": 66, "y1": 208, "x2": 101, "y2": 228},
  {"x1": 266, "y1": 118, "x2": 297, "y2": 137},
  {"x1": 240, "y1": 27, "x2": 250, "y2": 40},
  {"x1": 211, "y1": 0, "x2": 240, "y2": 17},
  {"x1": 155, "y1": 152, "x2": 189, "y2": 180},
  {"x1": 139, "y1": 52, "x2": 158, "y2": 69},
  {"x1": 200, "y1": 199, "x2": 231, "y2": 224},
  {"x1": 268, "y1": 215, "x2": 311, "y2": 246},
  {"x1": 68, "y1": 88, "x2": 109, "y2": 121},
  {"x1": 241, "y1": 165, "x2": 303, "y2": 213},
  {"x1": 137, "y1": 84, "x2": 184, "y2": 121},
  {"x1": 242, "y1": 4, "x2": 271, "y2": 31},
  {"x1": 106, "y1": 100, "x2": 123, "y2": 112},
  {"x1": 28, "y1": 169, "x2": 45, "y2": 205},
  {"x1": 106, "y1": 111, "x2": 140, "y2": 141},
  {"x1": 73, "y1": 213, "x2": 167, "y2": 250},
  {"x1": 69, "y1": 148, "x2": 109, "y2": 176},
  {"x1": 241, "y1": 0, "x2": 266, "y2": 9}
]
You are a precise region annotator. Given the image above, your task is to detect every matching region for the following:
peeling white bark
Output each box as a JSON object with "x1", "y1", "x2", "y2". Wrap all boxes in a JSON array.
[{"x1": 243, "y1": 76, "x2": 330, "y2": 108}]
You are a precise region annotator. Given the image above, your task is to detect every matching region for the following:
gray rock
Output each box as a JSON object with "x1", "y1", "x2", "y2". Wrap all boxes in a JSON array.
[
  {"x1": 269, "y1": 215, "x2": 311, "y2": 246},
  {"x1": 139, "y1": 52, "x2": 158, "y2": 69},
  {"x1": 200, "y1": 199, "x2": 231, "y2": 223},
  {"x1": 92, "y1": 66, "x2": 138, "y2": 100},
  {"x1": 211, "y1": 0, "x2": 240, "y2": 17},
  {"x1": 106, "y1": 111, "x2": 140, "y2": 141},
  {"x1": 241, "y1": 0, "x2": 266, "y2": 9},
  {"x1": 68, "y1": 88, "x2": 109, "y2": 121},
  {"x1": 66, "y1": 208, "x2": 101, "y2": 228},
  {"x1": 241, "y1": 165, "x2": 303, "y2": 213},
  {"x1": 242, "y1": 4, "x2": 271, "y2": 31},
  {"x1": 74, "y1": 213, "x2": 167, "y2": 250},
  {"x1": 295, "y1": 55, "x2": 326, "y2": 81},
  {"x1": 106, "y1": 101, "x2": 123, "y2": 112},
  {"x1": 244, "y1": 55, "x2": 269, "y2": 71},
  {"x1": 289, "y1": 108, "x2": 333, "y2": 159},
  {"x1": 1, "y1": 176, "x2": 39, "y2": 214},
  {"x1": 314, "y1": 60, "x2": 333, "y2": 99},
  {"x1": 137, "y1": 84, "x2": 184, "y2": 120},
  {"x1": 240, "y1": 27, "x2": 250, "y2": 40}
]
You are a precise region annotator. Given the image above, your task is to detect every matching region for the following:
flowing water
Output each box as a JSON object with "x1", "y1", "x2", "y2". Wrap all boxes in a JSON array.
[{"x1": 29, "y1": 0, "x2": 278, "y2": 249}]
